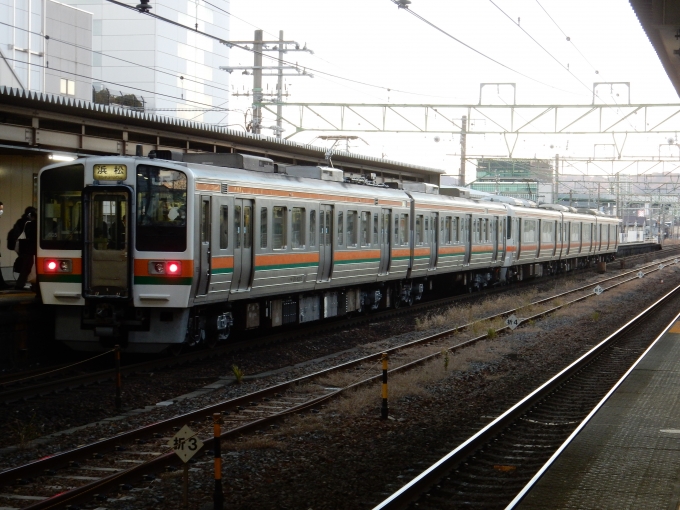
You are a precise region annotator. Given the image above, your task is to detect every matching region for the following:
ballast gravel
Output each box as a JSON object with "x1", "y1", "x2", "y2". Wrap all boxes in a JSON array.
[{"x1": 1, "y1": 257, "x2": 679, "y2": 509}]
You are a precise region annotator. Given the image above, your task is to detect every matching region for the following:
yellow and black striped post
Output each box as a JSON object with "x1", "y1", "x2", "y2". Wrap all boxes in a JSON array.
[
  {"x1": 381, "y1": 353, "x2": 389, "y2": 419},
  {"x1": 114, "y1": 345, "x2": 121, "y2": 411},
  {"x1": 213, "y1": 412, "x2": 224, "y2": 509}
]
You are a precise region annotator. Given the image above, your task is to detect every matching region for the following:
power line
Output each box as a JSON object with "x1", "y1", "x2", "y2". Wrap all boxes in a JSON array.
[
  {"x1": 389, "y1": 0, "x2": 586, "y2": 97},
  {"x1": 103, "y1": 0, "x2": 475, "y2": 100},
  {"x1": 1, "y1": 56, "x2": 242, "y2": 115},
  {"x1": 534, "y1": 0, "x2": 600, "y2": 74},
  {"x1": 488, "y1": 0, "x2": 594, "y2": 95},
  {"x1": 0, "y1": 20, "x2": 233, "y2": 102}
]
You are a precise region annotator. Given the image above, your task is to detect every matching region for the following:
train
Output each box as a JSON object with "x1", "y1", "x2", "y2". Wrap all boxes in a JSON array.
[{"x1": 37, "y1": 151, "x2": 620, "y2": 353}]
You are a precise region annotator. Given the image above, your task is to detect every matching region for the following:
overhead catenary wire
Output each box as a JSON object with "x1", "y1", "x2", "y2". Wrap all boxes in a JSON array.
[
  {"x1": 389, "y1": 0, "x2": 587, "y2": 97},
  {"x1": 534, "y1": 0, "x2": 600, "y2": 74}
]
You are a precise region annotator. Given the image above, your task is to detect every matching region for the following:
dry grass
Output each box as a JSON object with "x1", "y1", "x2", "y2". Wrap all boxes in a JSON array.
[{"x1": 230, "y1": 434, "x2": 284, "y2": 450}]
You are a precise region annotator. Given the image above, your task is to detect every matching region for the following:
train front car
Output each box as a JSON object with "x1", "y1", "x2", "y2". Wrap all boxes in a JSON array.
[{"x1": 38, "y1": 157, "x2": 195, "y2": 353}]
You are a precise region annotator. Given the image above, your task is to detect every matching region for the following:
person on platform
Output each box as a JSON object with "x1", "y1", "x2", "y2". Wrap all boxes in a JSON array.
[
  {"x1": 14, "y1": 207, "x2": 37, "y2": 291},
  {"x1": 0, "y1": 201, "x2": 9, "y2": 290}
]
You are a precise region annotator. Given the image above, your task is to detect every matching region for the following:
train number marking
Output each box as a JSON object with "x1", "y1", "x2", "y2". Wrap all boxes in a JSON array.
[
  {"x1": 168, "y1": 425, "x2": 203, "y2": 463},
  {"x1": 505, "y1": 314, "x2": 519, "y2": 330},
  {"x1": 638, "y1": 271, "x2": 645, "y2": 279},
  {"x1": 593, "y1": 285, "x2": 604, "y2": 296}
]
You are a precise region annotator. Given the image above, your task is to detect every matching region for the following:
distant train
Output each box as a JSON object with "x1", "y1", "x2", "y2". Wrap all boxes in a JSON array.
[{"x1": 37, "y1": 151, "x2": 620, "y2": 353}]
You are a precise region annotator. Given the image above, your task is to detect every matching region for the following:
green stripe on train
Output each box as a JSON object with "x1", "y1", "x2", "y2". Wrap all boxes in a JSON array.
[
  {"x1": 334, "y1": 258, "x2": 380, "y2": 265},
  {"x1": 256, "y1": 262, "x2": 319, "y2": 271},
  {"x1": 39, "y1": 274, "x2": 82, "y2": 283},
  {"x1": 134, "y1": 276, "x2": 193, "y2": 285},
  {"x1": 211, "y1": 268, "x2": 234, "y2": 275}
]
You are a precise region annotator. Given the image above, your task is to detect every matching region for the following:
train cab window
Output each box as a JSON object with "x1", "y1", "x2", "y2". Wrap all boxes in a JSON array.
[
  {"x1": 523, "y1": 219, "x2": 537, "y2": 242},
  {"x1": 347, "y1": 210, "x2": 358, "y2": 247},
  {"x1": 260, "y1": 207, "x2": 268, "y2": 249},
  {"x1": 292, "y1": 207, "x2": 305, "y2": 249},
  {"x1": 361, "y1": 211, "x2": 370, "y2": 247},
  {"x1": 399, "y1": 214, "x2": 409, "y2": 245},
  {"x1": 40, "y1": 164, "x2": 84, "y2": 250},
  {"x1": 415, "y1": 215, "x2": 424, "y2": 245},
  {"x1": 136, "y1": 166, "x2": 187, "y2": 252},
  {"x1": 273, "y1": 206, "x2": 286, "y2": 250},
  {"x1": 219, "y1": 205, "x2": 229, "y2": 249},
  {"x1": 309, "y1": 210, "x2": 316, "y2": 247},
  {"x1": 337, "y1": 211, "x2": 344, "y2": 246},
  {"x1": 373, "y1": 213, "x2": 379, "y2": 247}
]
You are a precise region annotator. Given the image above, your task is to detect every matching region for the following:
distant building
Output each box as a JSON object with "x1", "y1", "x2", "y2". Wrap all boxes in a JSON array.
[
  {"x1": 469, "y1": 179, "x2": 539, "y2": 202},
  {"x1": 475, "y1": 158, "x2": 553, "y2": 183},
  {"x1": 0, "y1": 0, "x2": 92, "y2": 101}
]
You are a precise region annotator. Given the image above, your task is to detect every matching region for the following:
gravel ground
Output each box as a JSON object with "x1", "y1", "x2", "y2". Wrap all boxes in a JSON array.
[{"x1": 1, "y1": 260, "x2": 677, "y2": 509}]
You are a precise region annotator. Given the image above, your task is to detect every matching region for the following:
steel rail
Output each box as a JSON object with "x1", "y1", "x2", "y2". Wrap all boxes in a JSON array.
[
  {"x1": 371, "y1": 283, "x2": 680, "y2": 510},
  {"x1": 3, "y1": 257, "x2": 677, "y2": 509}
]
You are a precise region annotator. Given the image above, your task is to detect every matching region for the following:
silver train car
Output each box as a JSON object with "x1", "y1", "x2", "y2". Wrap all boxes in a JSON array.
[{"x1": 37, "y1": 152, "x2": 620, "y2": 353}]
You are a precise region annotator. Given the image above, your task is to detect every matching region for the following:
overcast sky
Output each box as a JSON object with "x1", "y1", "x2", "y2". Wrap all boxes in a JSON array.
[{"x1": 225, "y1": 0, "x2": 679, "y2": 179}]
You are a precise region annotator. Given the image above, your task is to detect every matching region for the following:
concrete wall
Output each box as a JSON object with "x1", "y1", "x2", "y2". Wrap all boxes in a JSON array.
[{"x1": 0, "y1": 154, "x2": 49, "y2": 279}]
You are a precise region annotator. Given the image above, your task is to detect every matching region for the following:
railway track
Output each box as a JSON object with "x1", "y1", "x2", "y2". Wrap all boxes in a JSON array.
[
  {"x1": 2, "y1": 248, "x2": 676, "y2": 405},
  {"x1": 372, "y1": 280, "x2": 680, "y2": 509},
  {"x1": 0, "y1": 252, "x2": 678, "y2": 508}
]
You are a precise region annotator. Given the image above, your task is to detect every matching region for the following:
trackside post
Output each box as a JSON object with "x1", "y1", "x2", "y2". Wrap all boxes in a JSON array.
[
  {"x1": 213, "y1": 413, "x2": 224, "y2": 509},
  {"x1": 114, "y1": 345, "x2": 121, "y2": 411},
  {"x1": 381, "y1": 353, "x2": 389, "y2": 419}
]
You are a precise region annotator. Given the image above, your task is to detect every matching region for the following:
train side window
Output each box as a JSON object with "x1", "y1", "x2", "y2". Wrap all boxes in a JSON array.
[
  {"x1": 360, "y1": 211, "x2": 370, "y2": 247},
  {"x1": 243, "y1": 206, "x2": 252, "y2": 249},
  {"x1": 571, "y1": 222, "x2": 580, "y2": 242},
  {"x1": 424, "y1": 216, "x2": 429, "y2": 244},
  {"x1": 583, "y1": 223, "x2": 591, "y2": 243},
  {"x1": 394, "y1": 215, "x2": 399, "y2": 244},
  {"x1": 219, "y1": 205, "x2": 228, "y2": 249},
  {"x1": 541, "y1": 220, "x2": 553, "y2": 242},
  {"x1": 472, "y1": 219, "x2": 479, "y2": 243},
  {"x1": 337, "y1": 211, "x2": 344, "y2": 246},
  {"x1": 273, "y1": 206, "x2": 286, "y2": 250},
  {"x1": 292, "y1": 207, "x2": 305, "y2": 249},
  {"x1": 453, "y1": 217, "x2": 459, "y2": 243},
  {"x1": 234, "y1": 205, "x2": 241, "y2": 249},
  {"x1": 415, "y1": 215, "x2": 424, "y2": 245},
  {"x1": 523, "y1": 219, "x2": 537, "y2": 242},
  {"x1": 373, "y1": 213, "x2": 379, "y2": 247},
  {"x1": 260, "y1": 207, "x2": 267, "y2": 249},
  {"x1": 444, "y1": 217, "x2": 451, "y2": 245},
  {"x1": 399, "y1": 214, "x2": 409, "y2": 245},
  {"x1": 347, "y1": 210, "x2": 358, "y2": 247},
  {"x1": 309, "y1": 210, "x2": 316, "y2": 247},
  {"x1": 507, "y1": 216, "x2": 512, "y2": 238}
]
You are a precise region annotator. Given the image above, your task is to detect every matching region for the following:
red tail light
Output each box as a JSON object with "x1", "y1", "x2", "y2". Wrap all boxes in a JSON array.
[
  {"x1": 44, "y1": 259, "x2": 72, "y2": 273},
  {"x1": 46, "y1": 260, "x2": 58, "y2": 272},
  {"x1": 166, "y1": 262, "x2": 181, "y2": 275}
]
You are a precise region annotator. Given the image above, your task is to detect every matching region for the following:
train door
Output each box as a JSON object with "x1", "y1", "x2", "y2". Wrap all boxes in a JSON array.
[
  {"x1": 565, "y1": 222, "x2": 570, "y2": 255},
  {"x1": 428, "y1": 212, "x2": 438, "y2": 270},
  {"x1": 464, "y1": 214, "x2": 472, "y2": 264},
  {"x1": 492, "y1": 216, "x2": 499, "y2": 262},
  {"x1": 317, "y1": 204, "x2": 333, "y2": 281},
  {"x1": 83, "y1": 187, "x2": 131, "y2": 299},
  {"x1": 536, "y1": 219, "x2": 542, "y2": 258},
  {"x1": 379, "y1": 208, "x2": 391, "y2": 275},
  {"x1": 195, "y1": 196, "x2": 212, "y2": 296},
  {"x1": 231, "y1": 199, "x2": 253, "y2": 292}
]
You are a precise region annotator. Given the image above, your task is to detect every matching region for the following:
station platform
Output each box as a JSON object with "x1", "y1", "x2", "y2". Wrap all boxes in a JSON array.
[
  {"x1": 517, "y1": 318, "x2": 680, "y2": 509},
  {"x1": 0, "y1": 288, "x2": 45, "y2": 366}
]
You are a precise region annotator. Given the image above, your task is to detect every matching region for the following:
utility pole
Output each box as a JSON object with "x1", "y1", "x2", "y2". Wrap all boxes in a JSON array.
[
  {"x1": 460, "y1": 115, "x2": 467, "y2": 186},
  {"x1": 276, "y1": 30, "x2": 284, "y2": 139},
  {"x1": 221, "y1": 31, "x2": 313, "y2": 136},
  {"x1": 554, "y1": 153, "x2": 559, "y2": 204},
  {"x1": 253, "y1": 30, "x2": 263, "y2": 135}
]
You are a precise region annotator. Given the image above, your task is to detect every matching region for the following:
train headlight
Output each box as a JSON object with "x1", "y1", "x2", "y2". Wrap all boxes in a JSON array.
[
  {"x1": 44, "y1": 259, "x2": 72, "y2": 273},
  {"x1": 148, "y1": 261, "x2": 182, "y2": 276}
]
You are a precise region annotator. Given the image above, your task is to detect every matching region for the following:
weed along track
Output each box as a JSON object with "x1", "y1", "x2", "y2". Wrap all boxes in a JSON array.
[{"x1": 0, "y1": 255, "x2": 678, "y2": 508}]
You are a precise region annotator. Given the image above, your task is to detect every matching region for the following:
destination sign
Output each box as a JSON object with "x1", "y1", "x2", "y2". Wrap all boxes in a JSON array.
[{"x1": 93, "y1": 164, "x2": 127, "y2": 181}]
